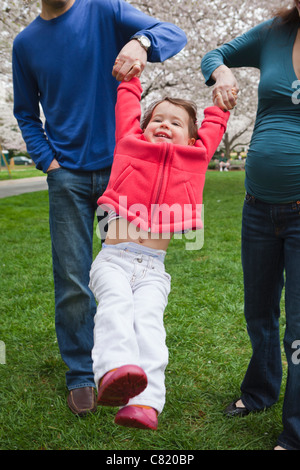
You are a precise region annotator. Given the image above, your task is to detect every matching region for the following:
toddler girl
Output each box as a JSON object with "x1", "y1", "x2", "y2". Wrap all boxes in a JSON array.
[{"x1": 89, "y1": 77, "x2": 229, "y2": 429}]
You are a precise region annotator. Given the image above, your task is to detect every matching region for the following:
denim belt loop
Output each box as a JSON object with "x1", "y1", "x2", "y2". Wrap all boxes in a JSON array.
[
  {"x1": 291, "y1": 200, "x2": 300, "y2": 210},
  {"x1": 245, "y1": 192, "x2": 256, "y2": 203}
]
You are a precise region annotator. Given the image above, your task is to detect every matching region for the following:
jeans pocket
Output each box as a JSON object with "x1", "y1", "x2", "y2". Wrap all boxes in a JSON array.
[
  {"x1": 152, "y1": 263, "x2": 171, "y2": 284},
  {"x1": 47, "y1": 167, "x2": 63, "y2": 176},
  {"x1": 96, "y1": 249, "x2": 114, "y2": 264},
  {"x1": 46, "y1": 167, "x2": 64, "y2": 185}
]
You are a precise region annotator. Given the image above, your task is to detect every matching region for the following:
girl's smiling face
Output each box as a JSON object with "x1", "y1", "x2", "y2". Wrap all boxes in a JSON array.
[{"x1": 143, "y1": 101, "x2": 195, "y2": 146}]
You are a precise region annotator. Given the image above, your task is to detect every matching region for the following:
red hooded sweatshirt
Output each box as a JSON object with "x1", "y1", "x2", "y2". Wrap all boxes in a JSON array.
[{"x1": 98, "y1": 77, "x2": 229, "y2": 233}]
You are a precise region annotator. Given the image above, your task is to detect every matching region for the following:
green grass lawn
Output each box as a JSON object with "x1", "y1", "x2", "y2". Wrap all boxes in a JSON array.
[
  {"x1": 0, "y1": 165, "x2": 42, "y2": 181},
  {"x1": 0, "y1": 171, "x2": 286, "y2": 450}
]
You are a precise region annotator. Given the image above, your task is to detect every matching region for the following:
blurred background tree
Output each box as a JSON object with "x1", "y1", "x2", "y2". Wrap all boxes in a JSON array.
[{"x1": 0, "y1": 0, "x2": 286, "y2": 155}]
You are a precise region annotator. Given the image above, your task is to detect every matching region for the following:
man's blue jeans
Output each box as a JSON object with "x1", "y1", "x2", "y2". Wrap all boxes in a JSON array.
[
  {"x1": 241, "y1": 193, "x2": 300, "y2": 450},
  {"x1": 47, "y1": 167, "x2": 111, "y2": 391}
]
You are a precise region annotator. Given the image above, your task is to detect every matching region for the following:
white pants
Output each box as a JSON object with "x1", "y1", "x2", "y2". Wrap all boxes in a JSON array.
[{"x1": 89, "y1": 243, "x2": 171, "y2": 413}]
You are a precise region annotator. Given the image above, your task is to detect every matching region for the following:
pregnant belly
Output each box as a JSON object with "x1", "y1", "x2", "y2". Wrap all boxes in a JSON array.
[{"x1": 245, "y1": 152, "x2": 300, "y2": 203}]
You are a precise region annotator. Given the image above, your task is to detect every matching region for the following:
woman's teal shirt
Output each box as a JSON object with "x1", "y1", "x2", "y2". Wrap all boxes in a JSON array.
[{"x1": 201, "y1": 19, "x2": 300, "y2": 203}]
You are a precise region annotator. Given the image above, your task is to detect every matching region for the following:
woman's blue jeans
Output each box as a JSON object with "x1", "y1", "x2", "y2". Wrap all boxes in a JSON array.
[
  {"x1": 47, "y1": 167, "x2": 111, "y2": 391},
  {"x1": 241, "y1": 193, "x2": 300, "y2": 450}
]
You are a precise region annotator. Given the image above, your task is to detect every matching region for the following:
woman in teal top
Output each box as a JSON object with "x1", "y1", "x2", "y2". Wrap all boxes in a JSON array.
[{"x1": 201, "y1": 1, "x2": 300, "y2": 450}]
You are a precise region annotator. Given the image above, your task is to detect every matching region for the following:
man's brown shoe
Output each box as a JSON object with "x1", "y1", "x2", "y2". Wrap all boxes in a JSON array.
[{"x1": 67, "y1": 387, "x2": 97, "y2": 416}]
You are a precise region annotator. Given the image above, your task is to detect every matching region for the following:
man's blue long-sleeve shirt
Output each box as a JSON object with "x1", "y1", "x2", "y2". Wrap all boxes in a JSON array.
[{"x1": 13, "y1": 0, "x2": 187, "y2": 173}]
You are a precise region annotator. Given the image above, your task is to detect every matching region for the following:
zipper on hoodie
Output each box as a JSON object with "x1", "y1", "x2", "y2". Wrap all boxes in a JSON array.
[{"x1": 150, "y1": 143, "x2": 170, "y2": 229}]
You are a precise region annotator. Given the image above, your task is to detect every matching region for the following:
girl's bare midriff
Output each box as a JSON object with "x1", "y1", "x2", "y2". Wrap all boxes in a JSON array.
[{"x1": 105, "y1": 218, "x2": 172, "y2": 251}]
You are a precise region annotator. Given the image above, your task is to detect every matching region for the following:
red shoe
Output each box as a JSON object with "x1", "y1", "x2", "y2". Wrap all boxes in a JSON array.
[
  {"x1": 97, "y1": 365, "x2": 147, "y2": 406},
  {"x1": 115, "y1": 405, "x2": 158, "y2": 430}
]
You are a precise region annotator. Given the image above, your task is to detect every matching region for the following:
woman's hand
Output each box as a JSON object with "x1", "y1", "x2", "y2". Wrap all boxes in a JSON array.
[{"x1": 211, "y1": 65, "x2": 239, "y2": 111}]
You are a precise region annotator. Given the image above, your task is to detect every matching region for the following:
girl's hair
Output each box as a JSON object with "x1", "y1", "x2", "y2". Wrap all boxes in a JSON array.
[
  {"x1": 141, "y1": 97, "x2": 199, "y2": 140},
  {"x1": 274, "y1": 2, "x2": 299, "y2": 24}
]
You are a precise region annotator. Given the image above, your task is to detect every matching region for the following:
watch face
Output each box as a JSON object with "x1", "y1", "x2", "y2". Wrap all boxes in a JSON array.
[
  {"x1": 140, "y1": 36, "x2": 151, "y2": 49},
  {"x1": 141, "y1": 37, "x2": 150, "y2": 47}
]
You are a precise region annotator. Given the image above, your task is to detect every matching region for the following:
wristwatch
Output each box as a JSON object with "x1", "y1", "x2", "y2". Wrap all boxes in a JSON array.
[{"x1": 132, "y1": 35, "x2": 151, "y2": 52}]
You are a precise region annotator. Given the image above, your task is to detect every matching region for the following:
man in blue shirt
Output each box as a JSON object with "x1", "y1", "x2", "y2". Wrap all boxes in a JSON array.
[{"x1": 13, "y1": 0, "x2": 187, "y2": 416}]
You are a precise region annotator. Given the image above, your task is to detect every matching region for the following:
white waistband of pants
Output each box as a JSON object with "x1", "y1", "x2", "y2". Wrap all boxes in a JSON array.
[{"x1": 102, "y1": 242, "x2": 166, "y2": 262}]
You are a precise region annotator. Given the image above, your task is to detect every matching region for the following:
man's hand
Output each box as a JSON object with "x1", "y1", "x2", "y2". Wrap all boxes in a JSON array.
[
  {"x1": 112, "y1": 39, "x2": 147, "y2": 82},
  {"x1": 46, "y1": 158, "x2": 61, "y2": 173}
]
